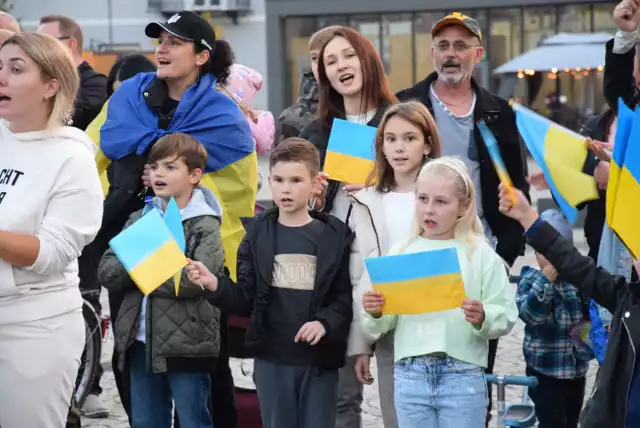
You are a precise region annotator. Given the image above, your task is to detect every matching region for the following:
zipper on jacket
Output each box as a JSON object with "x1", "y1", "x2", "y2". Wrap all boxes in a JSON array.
[{"x1": 622, "y1": 316, "x2": 636, "y2": 423}]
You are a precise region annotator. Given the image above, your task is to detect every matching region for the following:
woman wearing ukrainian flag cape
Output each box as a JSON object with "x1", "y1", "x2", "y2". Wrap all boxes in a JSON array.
[{"x1": 86, "y1": 10, "x2": 257, "y2": 427}]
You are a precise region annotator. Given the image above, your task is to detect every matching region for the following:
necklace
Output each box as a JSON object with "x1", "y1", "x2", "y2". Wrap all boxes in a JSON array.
[{"x1": 440, "y1": 92, "x2": 472, "y2": 107}]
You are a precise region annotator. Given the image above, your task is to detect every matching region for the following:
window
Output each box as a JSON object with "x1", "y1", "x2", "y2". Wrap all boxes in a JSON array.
[
  {"x1": 317, "y1": 15, "x2": 349, "y2": 28},
  {"x1": 489, "y1": 8, "x2": 523, "y2": 92},
  {"x1": 382, "y1": 14, "x2": 413, "y2": 91},
  {"x1": 523, "y1": 7, "x2": 557, "y2": 51},
  {"x1": 557, "y1": 4, "x2": 592, "y2": 32},
  {"x1": 593, "y1": 2, "x2": 618, "y2": 33},
  {"x1": 413, "y1": 12, "x2": 441, "y2": 83},
  {"x1": 349, "y1": 15, "x2": 382, "y2": 52},
  {"x1": 284, "y1": 17, "x2": 317, "y2": 104}
]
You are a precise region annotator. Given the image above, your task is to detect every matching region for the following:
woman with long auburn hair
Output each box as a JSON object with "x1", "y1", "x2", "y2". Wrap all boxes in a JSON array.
[{"x1": 299, "y1": 25, "x2": 398, "y2": 428}]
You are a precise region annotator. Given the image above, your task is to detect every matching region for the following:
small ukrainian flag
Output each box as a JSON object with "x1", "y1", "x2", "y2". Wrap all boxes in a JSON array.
[
  {"x1": 109, "y1": 208, "x2": 187, "y2": 296},
  {"x1": 323, "y1": 118, "x2": 376, "y2": 184}
]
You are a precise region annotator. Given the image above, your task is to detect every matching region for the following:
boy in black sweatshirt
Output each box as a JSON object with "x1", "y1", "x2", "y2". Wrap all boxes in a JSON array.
[
  {"x1": 186, "y1": 138, "x2": 354, "y2": 428},
  {"x1": 498, "y1": 183, "x2": 640, "y2": 428}
]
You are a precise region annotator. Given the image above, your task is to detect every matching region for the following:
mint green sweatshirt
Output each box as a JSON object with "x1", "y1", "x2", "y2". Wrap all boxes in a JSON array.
[{"x1": 362, "y1": 236, "x2": 518, "y2": 368}]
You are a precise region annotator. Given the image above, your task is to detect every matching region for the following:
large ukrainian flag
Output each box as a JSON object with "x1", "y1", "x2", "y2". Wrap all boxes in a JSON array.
[
  {"x1": 607, "y1": 99, "x2": 640, "y2": 259},
  {"x1": 364, "y1": 248, "x2": 466, "y2": 315},
  {"x1": 513, "y1": 103, "x2": 598, "y2": 223},
  {"x1": 86, "y1": 73, "x2": 257, "y2": 280}
]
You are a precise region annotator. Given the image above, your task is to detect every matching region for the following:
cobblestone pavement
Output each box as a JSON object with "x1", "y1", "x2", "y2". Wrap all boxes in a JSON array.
[{"x1": 83, "y1": 227, "x2": 597, "y2": 428}]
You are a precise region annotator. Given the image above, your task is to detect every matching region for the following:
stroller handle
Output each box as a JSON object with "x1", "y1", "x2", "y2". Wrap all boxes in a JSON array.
[{"x1": 485, "y1": 374, "x2": 538, "y2": 388}]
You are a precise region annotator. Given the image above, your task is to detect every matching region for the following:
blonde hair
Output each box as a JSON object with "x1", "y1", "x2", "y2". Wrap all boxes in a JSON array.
[
  {"x1": 2, "y1": 32, "x2": 79, "y2": 129},
  {"x1": 401, "y1": 157, "x2": 485, "y2": 258}
]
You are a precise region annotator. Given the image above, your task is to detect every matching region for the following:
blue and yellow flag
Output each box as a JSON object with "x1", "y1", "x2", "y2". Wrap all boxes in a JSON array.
[
  {"x1": 513, "y1": 103, "x2": 598, "y2": 223},
  {"x1": 87, "y1": 72, "x2": 257, "y2": 280},
  {"x1": 607, "y1": 99, "x2": 640, "y2": 259},
  {"x1": 364, "y1": 248, "x2": 466, "y2": 315},
  {"x1": 324, "y1": 119, "x2": 376, "y2": 184},
  {"x1": 109, "y1": 208, "x2": 187, "y2": 296}
]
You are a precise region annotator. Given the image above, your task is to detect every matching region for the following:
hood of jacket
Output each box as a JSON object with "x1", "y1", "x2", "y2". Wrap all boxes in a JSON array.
[
  {"x1": 150, "y1": 185, "x2": 222, "y2": 222},
  {"x1": 297, "y1": 72, "x2": 319, "y2": 104},
  {"x1": 1, "y1": 120, "x2": 98, "y2": 156}
]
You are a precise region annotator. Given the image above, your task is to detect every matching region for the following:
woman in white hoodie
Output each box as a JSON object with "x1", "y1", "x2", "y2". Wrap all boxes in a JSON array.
[
  {"x1": 348, "y1": 101, "x2": 441, "y2": 427},
  {"x1": 0, "y1": 33, "x2": 103, "y2": 427}
]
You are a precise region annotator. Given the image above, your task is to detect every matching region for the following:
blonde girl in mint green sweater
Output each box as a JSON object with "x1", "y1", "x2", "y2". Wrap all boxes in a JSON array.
[{"x1": 362, "y1": 157, "x2": 517, "y2": 428}]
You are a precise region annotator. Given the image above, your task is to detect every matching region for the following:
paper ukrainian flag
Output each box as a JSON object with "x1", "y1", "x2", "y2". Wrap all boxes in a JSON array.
[
  {"x1": 513, "y1": 103, "x2": 598, "y2": 223},
  {"x1": 606, "y1": 99, "x2": 640, "y2": 259},
  {"x1": 323, "y1": 118, "x2": 376, "y2": 184},
  {"x1": 364, "y1": 248, "x2": 466, "y2": 315},
  {"x1": 477, "y1": 121, "x2": 517, "y2": 204},
  {"x1": 109, "y1": 208, "x2": 187, "y2": 296}
]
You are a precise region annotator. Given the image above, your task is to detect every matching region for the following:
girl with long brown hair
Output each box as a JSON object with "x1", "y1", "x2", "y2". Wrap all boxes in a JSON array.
[
  {"x1": 348, "y1": 101, "x2": 441, "y2": 427},
  {"x1": 299, "y1": 25, "x2": 398, "y2": 428}
]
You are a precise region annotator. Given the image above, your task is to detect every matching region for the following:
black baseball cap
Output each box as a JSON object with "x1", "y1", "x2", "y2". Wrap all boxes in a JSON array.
[
  {"x1": 145, "y1": 11, "x2": 216, "y2": 53},
  {"x1": 431, "y1": 12, "x2": 482, "y2": 41}
]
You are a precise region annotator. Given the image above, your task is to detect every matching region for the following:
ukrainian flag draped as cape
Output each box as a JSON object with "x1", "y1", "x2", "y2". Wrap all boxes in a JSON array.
[{"x1": 86, "y1": 72, "x2": 258, "y2": 280}]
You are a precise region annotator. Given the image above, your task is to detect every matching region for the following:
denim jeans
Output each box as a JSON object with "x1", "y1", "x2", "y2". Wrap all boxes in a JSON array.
[
  {"x1": 129, "y1": 341, "x2": 213, "y2": 428},
  {"x1": 394, "y1": 355, "x2": 488, "y2": 428}
]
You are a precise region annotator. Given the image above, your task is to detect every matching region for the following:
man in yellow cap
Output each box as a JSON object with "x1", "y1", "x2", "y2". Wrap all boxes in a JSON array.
[{"x1": 398, "y1": 12, "x2": 531, "y2": 427}]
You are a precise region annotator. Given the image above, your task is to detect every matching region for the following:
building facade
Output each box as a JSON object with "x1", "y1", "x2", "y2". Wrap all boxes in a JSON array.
[
  {"x1": 13, "y1": 0, "x2": 270, "y2": 109},
  {"x1": 265, "y1": 0, "x2": 618, "y2": 116}
]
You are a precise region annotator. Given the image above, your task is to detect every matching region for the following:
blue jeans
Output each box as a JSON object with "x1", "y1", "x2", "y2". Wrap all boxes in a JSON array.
[
  {"x1": 129, "y1": 341, "x2": 213, "y2": 428},
  {"x1": 394, "y1": 355, "x2": 488, "y2": 428}
]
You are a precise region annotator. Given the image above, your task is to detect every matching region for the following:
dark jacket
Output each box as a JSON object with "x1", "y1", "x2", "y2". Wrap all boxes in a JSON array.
[
  {"x1": 278, "y1": 72, "x2": 319, "y2": 143},
  {"x1": 577, "y1": 110, "x2": 613, "y2": 261},
  {"x1": 604, "y1": 38, "x2": 640, "y2": 111},
  {"x1": 98, "y1": 188, "x2": 225, "y2": 373},
  {"x1": 299, "y1": 108, "x2": 388, "y2": 214},
  {"x1": 526, "y1": 219, "x2": 640, "y2": 428},
  {"x1": 73, "y1": 62, "x2": 108, "y2": 131},
  {"x1": 206, "y1": 208, "x2": 354, "y2": 369},
  {"x1": 397, "y1": 73, "x2": 530, "y2": 266}
]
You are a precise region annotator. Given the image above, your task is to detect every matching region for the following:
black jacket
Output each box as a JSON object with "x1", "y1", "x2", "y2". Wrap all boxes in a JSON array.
[
  {"x1": 299, "y1": 108, "x2": 388, "y2": 214},
  {"x1": 397, "y1": 73, "x2": 531, "y2": 266},
  {"x1": 604, "y1": 38, "x2": 640, "y2": 111},
  {"x1": 73, "y1": 62, "x2": 108, "y2": 131},
  {"x1": 577, "y1": 110, "x2": 613, "y2": 261},
  {"x1": 527, "y1": 220, "x2": 640, "y2": 428},
  {"x1": 207, "y1": 208, "x2": 354, "y2": 369}
]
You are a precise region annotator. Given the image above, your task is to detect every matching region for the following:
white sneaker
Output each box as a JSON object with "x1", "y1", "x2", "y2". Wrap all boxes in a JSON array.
[{"x1": 81, "y1": 394, "x2": 109, "y2": 418}]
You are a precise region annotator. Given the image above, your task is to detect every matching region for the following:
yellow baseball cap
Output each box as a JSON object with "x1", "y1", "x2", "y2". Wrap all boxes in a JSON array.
[{"x1": 431, "y1": 12, "x2": 482, "y2": 40}]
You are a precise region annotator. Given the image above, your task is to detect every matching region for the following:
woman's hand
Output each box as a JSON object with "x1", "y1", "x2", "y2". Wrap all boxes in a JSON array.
[
  {"x1": 498, "y1": 184, "x2": 539, "y2": 229},
  {"x1": 461, "y1": 299, "x2": 485, "y2": 327},
  {"x1": 362, "y1": 291, "x2": 384, "y2": 318},
  {"x1": 185, "y1": 259, "x2": 218, "y2": 291},
  {"x1": 586, "y1": 138, "x2": 613, "y2": 163},
  {"x1": 142, "y1": 164, "x2": 152, "y2": 188}
]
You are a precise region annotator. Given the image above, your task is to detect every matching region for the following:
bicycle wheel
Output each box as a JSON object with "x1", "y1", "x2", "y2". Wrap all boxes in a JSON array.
[{"x1": 74, "y1": 310, "x2": 102, "y2": 408}]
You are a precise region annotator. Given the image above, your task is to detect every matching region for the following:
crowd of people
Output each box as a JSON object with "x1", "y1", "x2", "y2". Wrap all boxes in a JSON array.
[{"x1": 0, "y1": 1, "x2": 638, "y2": 428}]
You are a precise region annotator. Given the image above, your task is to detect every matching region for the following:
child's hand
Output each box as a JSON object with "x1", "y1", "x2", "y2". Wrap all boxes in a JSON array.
[
  {"x1": 542, "y1": 264, "x2": 558, "y2": 282},
  {"x1": 185, "y1": 259, "x2": 218, "y2": 292},
  {"x1": 462, "y1": 299, "x2": 485, "y2": 327},
  {"x1": 295, "y1": 321, "x2": 326, "y2": 346},
  {"x1": 362, "y1": 291, "x2": 384, "y2": 318},
  {"x1": 354, "y1": 354, "x2": 374, "y2": 385},
  {"x1": 497, "y1": 184, "x2": 539, "y2": 228}
]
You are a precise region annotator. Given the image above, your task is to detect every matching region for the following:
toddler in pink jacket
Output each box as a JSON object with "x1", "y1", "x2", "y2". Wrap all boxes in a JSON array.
[{"x1": 223, "y1": 64, "x2": 275, "y2": 155}]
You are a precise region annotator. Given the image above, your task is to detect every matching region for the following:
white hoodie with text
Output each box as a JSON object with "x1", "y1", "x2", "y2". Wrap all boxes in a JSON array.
[{"x1": 0, "y1": 121, "x2": 103, "y2": 324}]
